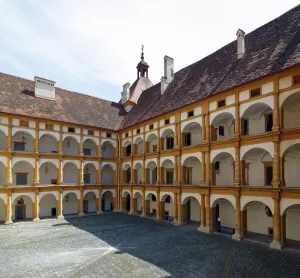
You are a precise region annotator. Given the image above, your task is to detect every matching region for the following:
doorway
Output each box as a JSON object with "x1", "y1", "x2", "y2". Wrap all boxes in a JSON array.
[
  {"x1": 83, "y1": 200, "x2": 88, "y2": 213},
  {"x1": 186, "y1": 200, "x2": 191, "y2": 221},
  {"x1": 15, "y1": 205, "x2": 25, "y2": 220}
]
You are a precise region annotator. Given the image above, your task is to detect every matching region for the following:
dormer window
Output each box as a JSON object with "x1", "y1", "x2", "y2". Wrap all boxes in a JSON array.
[
  {"x1": 218, "y1": 100, "x2": 226, "y2": 108},
  {"x1": 68, "y1": 127, "x2": 75, "y2": 133}
]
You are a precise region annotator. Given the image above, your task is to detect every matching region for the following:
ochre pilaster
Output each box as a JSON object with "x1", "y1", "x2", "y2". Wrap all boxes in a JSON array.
[
  {"x1": 34, "y1": 158, "x2": 40, "y2": 186},
  {"x1": 6, "y1": 155, "x2": 12, "y2": 186},
  {"x1": 205, "y1": 151, "x2": 210, "y2": 185},
  {"x1": 234, "y1": 146, "x2": 240, "y2": 186},
  {"x1": 33, "y1": 191, "x2": 40, "y2": 222},
  {"x1": 5, "y1": 192, "x2": 13, "y2": 224},
  {"x1": 78, "y1": 188, "x2": 85, "y2": 216},
  {"x1": 270, "y1": 195, "x2": 282, "y2": 250},
  {"x1": 6, "y1": 116, "x2": 12, "y2": 151},
  {"x1": 200, "y1": 151, "x2": 206, "y2": 185},
  {"x1": 56, "y1": 189, "x2": 64, "y2": 219},
  {"x1": 272, "y1": 141, "x2": 280, "y2": 188},
  {"x1": 232, "y1": 192, "x2": 242, "y2": 241},
  {"x1": 200, "y1": 194, "x2": 205, "y2": 228},
  {"x1": 272, "y1": 90, "x2": 280, "y2": 132}
]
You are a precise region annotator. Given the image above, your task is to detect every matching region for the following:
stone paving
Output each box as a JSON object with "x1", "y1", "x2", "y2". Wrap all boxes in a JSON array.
[{"x1": 1, "y1": 213, "x2": 300, "y2": 278}]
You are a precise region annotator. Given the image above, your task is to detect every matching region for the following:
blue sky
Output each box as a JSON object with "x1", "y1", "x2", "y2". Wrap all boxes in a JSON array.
[{"x1": 0, "y1": 1, "x2": 299, "y2": 102}]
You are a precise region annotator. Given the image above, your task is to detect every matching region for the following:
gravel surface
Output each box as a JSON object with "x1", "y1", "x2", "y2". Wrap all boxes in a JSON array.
[{"x1": 0, "y1": 213, "x2": 300, "y2": 278}]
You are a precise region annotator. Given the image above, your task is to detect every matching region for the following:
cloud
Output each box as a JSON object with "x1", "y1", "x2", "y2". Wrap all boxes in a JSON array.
[{"x1": 0, "y1": 0, "x2": 299, "y2": 101}]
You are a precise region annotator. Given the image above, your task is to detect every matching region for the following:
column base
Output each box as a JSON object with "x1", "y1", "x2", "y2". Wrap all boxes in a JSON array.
[
  {"x1": 57, "y1": 215, "x2": 64, "y2": 220},
  {"x1": 156, "y1": 216, "x2": 163, "y2": 221},
  {"x1": 113, "y1": 208, "x2": 118, "y2": 212},
  {"x1": 33, "y1": 217, "x2": 40, "y2": 222},
  {"x1": 140, "y1": 213, "x2": 147, "y2": 217},
  {"x1": 270, "y1": 240, "x2": 282, "y2": 250},
  {"x1": 97, "y1": 210, "x2": 103, "y2": 215},
  {"x1": 5, "y1": 220, "x2": 13, "y2": 225},
  {"x1": 78, "y1": 212, "x2": 85, "y2": 217},
  {"x1": 128, "y1": 211, "x2": 138, "y2": 215},
  {"x1": 232, "y1": 233, "x2": 243, "y2": 241},
  {"x1": 172, "y1": 220, "x2": 183, "y2": 226},
  {"x1": 198, "y1": 226, "x2": 213, "y2": 233}
]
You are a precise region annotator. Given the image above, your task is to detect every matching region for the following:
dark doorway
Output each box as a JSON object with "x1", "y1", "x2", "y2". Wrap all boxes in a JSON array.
[
  {"x1": 83, "y1": 200, "x2": 88, "y2": 213},
  {"x1": 216, "y1": 204, "x2": 220, "y2": 232},
  {"x1": 16, "y1": 205, "x2": 25, "y2": 219},
  {"x1": 186, "y1": 200, "x2": 191, "y2": 221},
  {"x1": 126, "y1": 194, "x2": 130, "y2": 212}
]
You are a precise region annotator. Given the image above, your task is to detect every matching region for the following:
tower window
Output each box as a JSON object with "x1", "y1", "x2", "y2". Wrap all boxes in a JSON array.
[{"x1": 218, "y1": 100, "x2": 226, "y2": 108}]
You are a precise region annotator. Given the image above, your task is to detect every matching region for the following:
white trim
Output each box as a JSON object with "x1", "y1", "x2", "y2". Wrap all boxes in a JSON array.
[
  {"x1": 101, "y1": 162, "x2": 116, "y2": 171},
  {"x1": 241, "y1": 142, "x2": 274, "y2": 159},
  {"x1": 181, "y1": 193, "x2": 201, "y2": 205},
  {"x1": 12, "y1": 127, "x2": 35, "y2": 138},
  {"x1": 39, "y1": 131, "x2": 59, "y2": 141},
  {"x1": 83, "y1": 189, "x2": 99, "y2": 198},
  {"x1": 160, "y1": 192, "x2": 174, "y2": 202},
  {"x1": 240, "y1": 196, "x2": 274, "y2": 214},
  {"x1": 280, "y1": 198, "x2": 300, "y2": 215},
  {"x1": 83, "y1": 136, "x2": 99, "y2": 145},
  {"x1": 12, "y1": 157, "x2": 35, "y2": 168},
  {"x1": 210, "y1": 194, "x2": 236, "y2": 209},
  {"x1": 145, "y1": 131, "x2": 158, "y2": 141},
  {"x1": 182, "y1": 153, "x2": 201, "y2": 165},
  {"x1": 63, "y1": 160, "x2": 80, "y2": 169},
  {"x1": 102, "y1": 189, "x2": 116, "y2": 198},
  {"x1": 0, "y1": 125, "x2": 8, "y2": 136},
  {"x1": 62, "y1": 134, "x2": 80, "y2": 143},
  {"x1": 145, "y1": 191, "x2": 157, "y2": 200},
  {"x1": 63, "y1": 190, "x2": 80, "y2": 199},
  {"x1": 101, "y1": 139, "x2": 116, "y2": 148},
  {"x1": 0, "y1": 156, "x2": 7, "y2": 167},
  {"x1": 122, "y1": 190, "x2": 131, "y2": 197},
  {"x1": 12, "y1": 192, "x2": 35, "y2": 203},
  {"x1": 133, "y1": 190, "x2": 143, "y2": 198},
  {"x1": 133, "y1": 160, "x2": 143, "y2": 169},
  {"x1": 160, "y1": 156, "x2": 175, "y2": 167},
  {"x1": 280, "y1": 139, "x2": 300, "y2": 156},
  {"x1": 39, "y1": 159, "x2": 59, "y2": 169},
  {"x1": 83, "y1": 161, "x2": 99, "y2": 170},
  {"x1": 160, "y1": 126, "x2": 175, "y2": 138},
  {"x1": 39, "y1": 191, "x2": 58, "y2": 201},
  {"x1": 240, "y1": 95, "x2": 274, "y2": 116},
  {"x1": 210, "y1": 148, "x2": 235, "y2": 163},
  {"x1": 181, "y1": 118, "x2": 202, "y2": 132},
  {"x1": 210, "y1": 107, "x2": 235, "y2": 124},
  {"x1": 0, "y1": 193, "x2": 7, "y2": 204}
]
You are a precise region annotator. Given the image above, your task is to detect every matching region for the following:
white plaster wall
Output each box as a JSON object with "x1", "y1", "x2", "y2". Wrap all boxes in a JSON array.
[
  {"x1": 63, "y1": 138, "x2": 78, "y2": 155},
  {"x1": 283, "y1": 100, "x2": 300, "y2": 129},
  {"x1": 101, "y1": 138, "x2": 116, "y2": 148},
  {"x1": 226, "y1": 95, "x2": 235, "y2": 105},
  {"x1": 63, "y1": 163, "x2": 78, "y2": 184},
  {"x1": 136, "y1": 195, "x2": 142, "y2": 211},
  {"x1": 136, "y1": 141, "x2": 143, "y2": 155},
  {"x1": 210, "y1": 107, "x2": 235, "y2": 124},
  {"x1": 241, "y1": 142, "x2": 274, "y2": 159},
  {"x1": 0, "y1": 131, "x2": 6, "y2": 149},
  {"x1": 0, "y1": 117, "x2": 8, "y2": 124},
  {"x1": 240, "y1": 95, "x2": 273, "y2": 116},
  {"x1": 215, "y1": 117, "x2": 234, "y2": 141},
  {"x1": 164, "y1": 200, "x2": 174, "y2": 217},
  {"x1": 0, "y1": 162, "x2": 6, "y2": 185},
  {"x1": 146, "y1": 131, "x2": 158, "y2": 141},
  {"x1": 13, "y1": 162, "x2": 33, "y2": 185},
  {"x1": 102, "y1": 142, "x2": 114, "y2": 158},
  {"x1": 39, "y1": 194, "x2": 56, "y2": 217},
  {"x1": 219, "y1": 201, "x2": 235, "y2": 228},
  {"x1": 40, "y1": 163, "x2": 57, "y2": 184},
  {"x1": 209, "y1": 101, "x2": 217, "y2": 111},
  {"x1": 160, "y1": 156, "x2": 175, "y2": 166},
  {"x1": 137, "y1": 167, "x2": 143, "y2": 184},
  {"x1": 102, "y1": 165, "x2": 113, "y2": 184},
  {"x1": 190, "y1": 198, "x2": 200, "y2": 222},
  {"x1": 215, "y1": 158, "x2": 233, "y2": 186},
  {"x1": 262, "y1": 82, "x2": 274, "y2": 95},
  {"x1": 12, "y1": 195, "x2": 32, "y2": 219},
  {"x1": 211, "y1": 148, "x2": 235, "y2": 163},
  {"x1": 241, "y1": 196, "x2": 274, "y2": 213},
  {"x1": 0, "y1": 198, "x2": 5, "y2": 221},
  {"x1": 150, "y1": 199, "x2": 157, "y2": 213},
  {"x1": 248, "y1": 115, "x2": 267, "y2": 135},
  {"x1": 247, "y1": 203, "x2": 272, "y2": 235},
  {"x1": 195, "y1": 106, "x2": 202, "y2": 116},
  {"x1": 63, "y1": 193, "x2": 77, "y2": 215},
  {"x1": 185, "y1": 159, "x2": 201, "y2": 185},
  {"x1": 279, "y1": 76, "x2": 292, "y2": 90},
  {"x1": 239, "y1": 90, "x2": 249, "y2": 101},
  {"x1": 181, "y1": 118, "x2": 202, "y2": 131},
  {"x1": 13, "y1": 132, "x2": 34, "y2": 152},
  {"x1": 286, "y1": 207, "x2": 300, "y2": 241},
  {"x1": 40, "y1": 135, "x2": 57, "y2": 153},
  {"x1": 285, "y1": 157, "x2": 300, "y2": 187},
  {"x1": 84, "y1": 192, "x2": 96, "y2": 212},
  {"x1": 83, "y1": 140, "x2": 97, "y2": 156}
]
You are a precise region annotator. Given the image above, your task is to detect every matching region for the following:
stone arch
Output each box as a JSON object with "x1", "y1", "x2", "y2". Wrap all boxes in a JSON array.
[
  {"x1": 11, "y1": 192, "x2": 35, "y2": 203},
  {"x1": 210, "y1": 110, "x2": 235, "y2": 125},
  {"x1": 63, "y1": 192, "x2": 78, "y2": 215},
  {"x1": 83, "y1": 191, "x2": 97, "y2": 213},
  {"x1": 181, "y1": 193, "x2": 201, "y2": 205},
  {"x1": 101, "y1": 139, "x2": 116, "y2": 148},
  {"x1": 133, "y1": 190, "x2": 143, "y2": 199},
  {"x1": 146, "y1": 132, "x2": 157, "y2": 142},
  {"x1": 83, "y1": 163, "x2": 97, "y2": 184},
  {"x1": 39, "y1": 193, "x2": 57, "y2": 218},
  {"x1": 12, "y1": 130, "x2": 34, "y2": 152},
  {"x1": 134, "y1": 136, "x2": 143, "y2": 144},
  {"x1": 62, "y1": 160, "x2": 79, "y2": 169},
  {"x1": 83, "y1": 138, "x2": 97, "y2": 156},
  {"x1": 240, "y1": 196, "x2": 273, "y2": 213},
  {"x1": 40, "y1": 133, "x2": 58, "y2": 153},
  {"x1": 182, "y1": 155, "x2": 201, "y2": 166},
  {"x1": 39, "y1": 131, "x2": 59, "y2": 141},
  {"x1": 62, "y1": 190, "x2": 80, "y2": 199},
  {"x1": 241, "y1": 145, "x2": 273, "y2": 160},
  {"x1": 62, "y1": 134, "x2": 80, "y2": 143},
  {"x1": 146, "y1": 160, "x2": 157, "y2": 168},
  {"x1": 83, "y1": 161, "x2": 98, "y2": 170},
  {"x1": 181, "y1": 119, "x2": 201, "y2": 132},
  {"x1": 0, "y1": 125, "x2": 8, "y2": 136},
  {"x1": 241, "y1": 102, "x2": 272, "y2": 119},
  {"x1": 62, "y1": 136, "x2": 79, "y2": 155},
  {"x1": 12, "y1": 157, "x2": 35, "y2": 168},
  {"x1": 39, "y1": 191, "x2": 58, "y2": 201},
  {"x1": 12, "y1": 160, "x2": 34, "y2": 185},
  {"x1": 102, "y1": 189, "x2": 116, "y2": 198},
  {"x1": 211, "y1": 195, "x2": 236, "y2": 209},
  {"x1": 83, "y1": 189, "x2": 99, "y2": 199},
  {"x1": 160, "y1": 128, "x2": 175, "y2": 138},
  {"x1": 160, "y1": 157, "x2": 175, "y2": 167},
  {"x1": 63, "y1": 162, "x2": 79, "y2": 184},
  {"x1": 133, "y1": 161, "x2": 143, "y2": 169},
  {"x1": 240, "y1": 95, "x2": 273, "y2": 116},
  {"x1": 145, "y1": 191, "x2": 157, "y2": 200},
  {"x1": 0, "y1": 193, "x2": 7, "y2": 204},
  {"x1": 12, "y1": 194, "x2": 33, "y2": 220},
  {"x1": 210, "y1": 148, "x2": 235, "y2": 163},
  {"x1": 101, "y1": 164, "x2": 114, "y2": 184},
  {"x1": 281, "y1": 199, "x2": 300, "y2": 215},
  {"x1": 181, "y1": 194, "x2": 201, "y2": 222},
  {"x1": 101, "y1": 140, "x2": 115, "y2": 158},
  {"x1": 123, "y1": 163, "x2": 131, "y2": 170},
  {"x1": 83, "y1": 137, "x2": 98, "y2": 145},
  {"x1": 102, "y1": 190, "x2": 113, "y2": 211},
  {"x1": 101, "y1": 162, "x2": 116, "y2": 171},
  {"x1": 12, "y1": 128, "x2": 35, "y2": 138},
  {"x1": 160, "y1": 192, "x2": 174, "y2": 202},
  {"x1": 122, "y1": 190, "x2": 131, "y2": 197},
  {"x1": 122, "y1": 139, "x2": 131, "y2": 148}
]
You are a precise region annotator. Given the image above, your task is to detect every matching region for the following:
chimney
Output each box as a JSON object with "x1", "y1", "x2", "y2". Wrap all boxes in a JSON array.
[
  {"x1": 34, "y1": 76, "x2": 56, "y2": 101},
  {"x1": 236, "y1": 29, "x2": 245, "y2": 59},
  {"x1": 161, "y1": 55, "x2": 174, "y2": 94},
  {"x1": 121, "y1": 82, "x2": 130, "y2": 104}
]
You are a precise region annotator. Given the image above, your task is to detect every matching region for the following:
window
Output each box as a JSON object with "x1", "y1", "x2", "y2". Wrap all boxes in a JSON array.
[
  {"x1": 83, "y1": 148, "x2": 91, "y2": 156},
  {"x1": 137, "y1": 129, "x2": 140, "y2": 134},
  {"x1": 187, "y1": 111, "x2": 194, "y2": 118},
  {"x1": 165, "y1": 196, "x2": 171, "y2": 203},
  {"x1": 242, "y1": 119, "x2": 249, "y2": 135},
  {"x1": 265, "y1": 113, "x2": 273, "y2": 132},
  {"x1": 125, "y1": 144, "x2": 131, "y2": 156},
  {"x1": 149, "y1": 124, "x2": 154, "y2": 130},
  {"x1": 14, "y1": 142, "x2": 25, "y2": 151},
  {"x1": 183, "y1": 133, "x2": 191, "y2": 146},
  {"x1": 84, "y1": 174, "x2": 90, "y2": 184},
  {"x1": 45, "y1": 124, "x2": 54, "y2": 130},
  {"x1": 106, "y1": 133, "x2": 112, "y2": 138},
  {"x1": 88, "y1": 130, "x2": 94, "y2": 136},
  {"x1": 215, "y1": 161, "x2": 220, "y2": 174},
  {"x1": 265, "y1": 164, "x2": 273, "y2": 186},
  {"x1": 166, "y1": 171, "x2": 174, "y2": 184},
  {"x1": 51, "y1": 179, "x2": 57, "y2": 185},
  {"x1": 218, "y1": 100, "x2": 226, "y2": 108},
  {"x1": 165, "y1": 119, "x2": 170, "y2": 125},
  {"x1": 152, "y1": 195, "x2": 156, "y2": 202},
  {"x1": 186, "y1": 168, "x2": 192, "y2": 185},
  {"x1": 68, "y1": 127, "x2": 75, "y2": 133},
  {"x1": 250, "y1": 88, "x2": 261, "y2": 98},
  {"x1": 166, "y1": 137, "x2": 174, "y2": 149},
  {"x1": 218, "y1": 126, "x2": 225, "y2": 136},
  {"x1": 20, "y1": 120, "x2": 29, "y2": 127},
  {"x1": 293, "y1": 75, "x2": 300, "y2": 85},
  {"x1": 16, "y1": 173, "x2": 27, "y2": 185},
  {"x1": 125, "y1": 133, "x2": 128, "y2": 137},
  {"x1": 152, "y1": 145, "x2": 157, "y2": 152}
]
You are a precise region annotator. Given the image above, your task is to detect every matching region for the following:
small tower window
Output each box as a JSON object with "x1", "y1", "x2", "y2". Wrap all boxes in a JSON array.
[
  {"x1": 88, "y1": 130, "x2": 94, "y2": 136},
  {"x1": 106, "y1": 133, "x2": 112, "y2": 138},
  {"x1": 68, "y1": 127, "x2": 75, "y2": 133}
]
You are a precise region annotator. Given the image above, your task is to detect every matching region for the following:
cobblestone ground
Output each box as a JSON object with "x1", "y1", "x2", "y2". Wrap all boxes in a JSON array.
[{"x1": 1, "y1": 213, "x2": 300, "y2": 278}]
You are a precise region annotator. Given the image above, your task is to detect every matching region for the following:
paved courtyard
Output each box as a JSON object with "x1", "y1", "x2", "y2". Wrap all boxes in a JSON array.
[{"x1": 1, "y1": 213, "x2": 300, "y2": 278}]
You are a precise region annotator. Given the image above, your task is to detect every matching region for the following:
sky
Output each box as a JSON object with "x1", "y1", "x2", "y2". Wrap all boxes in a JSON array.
[{"x1": 0, "y1": 1, "x2": 299, "y2": 102}]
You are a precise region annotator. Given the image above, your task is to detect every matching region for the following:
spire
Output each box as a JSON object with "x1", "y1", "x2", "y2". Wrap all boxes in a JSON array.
[
  {"x1": 136, "y1": 44, "x2": 149, "y2": 79},
  {"x1": 141, "y1": 44, "x2": 144, "y2": 61}
]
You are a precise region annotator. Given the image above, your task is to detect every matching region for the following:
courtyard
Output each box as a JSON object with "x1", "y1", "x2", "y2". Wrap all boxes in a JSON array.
[{"x1": 1, "y1": 214, "x2": 300, "y2": 277}]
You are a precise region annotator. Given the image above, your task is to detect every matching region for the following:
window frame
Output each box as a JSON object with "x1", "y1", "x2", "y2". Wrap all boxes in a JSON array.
[
  {"x1": 19, "y1": 120, "x2": 29, "y2": 127},
  {"x1": 218, "y1": 126, "x2": 225, "y2": 136},
  {"x1": 166, "y1": 169, "x2": 174, "y2": 185},
  {"x1": 242, "y1": 118, "x2": 249, "y2": 135},
  {"x1": 183, "y1": 133, "x2": 192, "y2": 146},
  {"x1": 83, "y1": 148, "x2": 92, "y2": 156},
  {"x1": 16, "y1": 173, "x2": 27, "y2": 185},
  {"x1": 13, "y1": 142, "x2": 25, "y2": 151},
  {"x1": 264, "y1": 112, "x2": 273, "y2": 132},
  {"x1": 166, "y1": 137, "x2": 174, "y2": 150},
  {"x1": 217, "y1": 100, "x2": 226, "y2": 108},
  {"x1": 250, "y1": 88, "x2": 261, "y2": 98},
  {"x1": 68, "y1": 127, "x2": 75, "y2": 133},
  {"x1": 187, "y1": 111, "x2": 194, "y2": 118},
  {"x1": 165, "y1": 119, "x2": 170, "y2": 125}
]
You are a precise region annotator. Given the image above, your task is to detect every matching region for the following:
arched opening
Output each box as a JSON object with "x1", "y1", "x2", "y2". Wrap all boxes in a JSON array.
[
  {"x1": 211, "y1": 112, "x2": 234, "y2": 142},
  {"x1": 13, "y1": 161, "x2": 34, "y2": 185},
  {"x1": 101, "y1": 141, "x2": 114, "y2": 158},
  {"x1": 83, "y1": 139, "x2": 97, "y2": 156},
  {"x1": 0, "y1": 130, "x2": 6, "y2": 150},
  {"x1": 212, "y1": 153, "x2": 234, "y2": 186},
  {"x1": 124, "y1": 141, "x2": 131, "y2": 157},
  {"x1": 211, "y1": 198, "x2": 235, "y2": 235},
  {"x1": 63, "y1": 136, "x2": 78, "y2": 155},
  {"x1": 160, "y1": 194, "x2": 174, "y2": 221},
  {"x1": 282, "y1": 204, "x2": 300, "y2": 247},
  {"x1": 39, "y1": 162, "x2": 57, "y2": 185},
  {"x1": 122, "y1": 164, "x2": 131, "y2": 184},
  {"x1": 83, "y1": 163, "x2": 96, "y2": 185},
  {"x1": 133, "y1": 162, "x2": 143, "y2": 184},
  {"x1": 102, "y1": 165, "x2": 114, "y2": 184},
  {"x1": 283, "y1": 143, "x2": 300, "y2": 187},
  {"x1": 146, "y1": 161, "x2": 157, "y2": 185},
  {"x1": 133, "y1": 137, "x2": 143, "y2": 155},
  {"x1": 0, "y1": 161, "x2": 6, "y2": 186},
  {"x1": 12, "y1": 131, "x2": 34, "y2": 152},
  {"x1": 182, "y1": 156, "x2": 201, "y2": 185},
  {"x1": 133, "y1": 192, "x2": 143, "y2": 214},
  {"x1": 146, "y1": 133, "x2": 158, "y2": 153},
  {"x1": 161, "y1": 159, "x2": 175, "y2": 185},
  {"x1": 161, "y1": 129, "x2": 175, "y2": 150},
  {"x1": 122, "y1": 191, "x2": 131, "y2": 212},
  {"x1": 242, "y1": 201, "x2": 273, "y2": 243},
  {"x1": 12, "y1": 195, "x2": 33, "y2": 220},
  {"x1": 63, "y1": 162, "x2": 78, "y2": 184},
  {"x1": 241, "y1": 148, "x2": 272, "y2": 186},
  {"x1": 63, "y1": 192, "x2": 78, "y2": 215},
  {"x1": 39, "y1": 194, "x2": 57, "y2": 218},
  {"x1": 281, "y1": 91, "x2": 300, "y2": 129},
  {"x1": 241, "y1": 103, "x2": 272, "y2": 136},
  {"x1": 0, "y1": 197, "x2": 5, "y2": 223},
  {"x1": 102, "y1": 191, "x2": 113, "y2": 211},
  {"x1": 145, "y1": 193, "x2": 157, "y2": 217},
  {"x1": 182, "y1": 196, "x2": 201, "y2": 223},
  {"x1": 182, "y1": 122, "x2": 202, "y2": 147},
  {"x1": 39, "y1": 134, "x2": 58, "y2": 153},
  {"x1": 83, "y1": 192, "x2": 96, "y2": 213}
]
